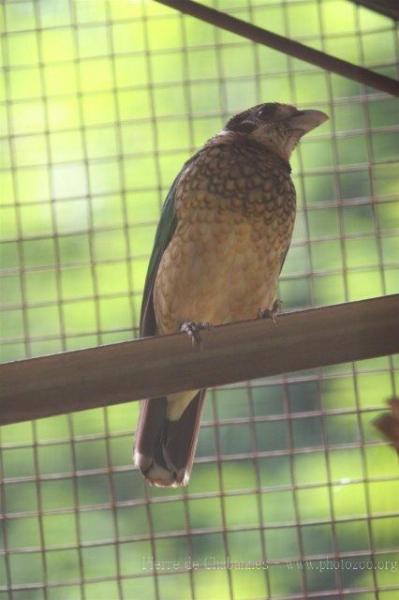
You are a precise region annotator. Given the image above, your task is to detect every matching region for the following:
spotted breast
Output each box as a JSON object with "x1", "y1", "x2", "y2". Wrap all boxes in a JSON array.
[{"x1": 153, "y1": 133, "x2": 296, "y2": 335}]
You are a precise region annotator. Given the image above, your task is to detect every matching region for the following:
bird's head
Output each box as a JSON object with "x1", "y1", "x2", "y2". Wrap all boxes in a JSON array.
[{"x1": 224, "y1": 102, "x2": 329, "y2": 162}]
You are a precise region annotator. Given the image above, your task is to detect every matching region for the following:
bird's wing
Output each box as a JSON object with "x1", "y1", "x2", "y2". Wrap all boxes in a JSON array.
[
  {"x1": 139, "y1": 144, "x2": 205, "y2": 338},
  {"x1": 139, "y1": 172, "x2": 180, "y2": 337},
  {"x1": 279, "y1": 246, "x2": 290, "y2": 275}
]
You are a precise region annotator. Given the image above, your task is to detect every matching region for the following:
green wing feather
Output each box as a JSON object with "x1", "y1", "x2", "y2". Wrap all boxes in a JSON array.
[
  {"x1": 139, "y1": 145, "x2": 205, "y2": 338},
  {"x1": 139, "y1": 173, "x2": 180, "y2": 337}
]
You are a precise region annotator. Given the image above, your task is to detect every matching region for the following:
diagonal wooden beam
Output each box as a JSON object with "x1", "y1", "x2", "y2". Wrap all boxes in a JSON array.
[
  {"x1": 155, "y1": 0, "x2": 399, "y2": 96},
  {"x1": 0, "y1": 295, "x2": 398, "y2": 426},
  {"x1": 349, "y1": 0, "x2": 399, "y2": 21}
]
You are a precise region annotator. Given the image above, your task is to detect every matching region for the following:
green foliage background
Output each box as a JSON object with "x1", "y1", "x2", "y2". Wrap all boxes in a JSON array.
[{"x1": 0, "y1": 0, "x2": 398, "y2": 599}]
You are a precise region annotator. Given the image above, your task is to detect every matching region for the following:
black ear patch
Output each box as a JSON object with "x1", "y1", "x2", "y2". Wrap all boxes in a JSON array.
[
  {"x1": 235, "y1": 119, "x2": 257, "y2": 133},
  {"x1": 225, "y1": 111, "x2": 257, "y2": 134}
]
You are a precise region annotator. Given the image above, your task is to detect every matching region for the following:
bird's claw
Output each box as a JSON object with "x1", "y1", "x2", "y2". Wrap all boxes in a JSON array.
[
  {"x1": 180, "y1": 321, "x2": 212, "y2": 347},
  {"x1": 258, "y1": 299, "x2": 282, "y2": 324}
]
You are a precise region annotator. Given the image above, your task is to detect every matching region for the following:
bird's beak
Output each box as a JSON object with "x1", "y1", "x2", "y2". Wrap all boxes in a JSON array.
[{"x1": 287, "y1": 109, "x2": 329, "y2": 134}]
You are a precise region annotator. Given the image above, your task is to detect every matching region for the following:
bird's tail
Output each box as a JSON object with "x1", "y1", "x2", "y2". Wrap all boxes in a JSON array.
[{"x1": 134, "y1": 391, "x2": 206, "y2": 487}]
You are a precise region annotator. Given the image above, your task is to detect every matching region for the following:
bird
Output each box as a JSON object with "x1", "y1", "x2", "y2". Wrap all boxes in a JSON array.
[{"x1": 134, "y1": 102, "x2": 328, "y2": 487}]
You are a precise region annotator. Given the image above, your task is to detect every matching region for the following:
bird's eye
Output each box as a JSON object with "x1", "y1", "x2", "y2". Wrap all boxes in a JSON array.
[{"x1": 257, "y1": 104, "x2": 278, "y2": 120}]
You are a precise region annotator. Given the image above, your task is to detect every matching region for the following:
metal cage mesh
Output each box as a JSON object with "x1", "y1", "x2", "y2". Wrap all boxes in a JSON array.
[{"x1": 0, "y1": 1, "x2": 398, "y2": 599}]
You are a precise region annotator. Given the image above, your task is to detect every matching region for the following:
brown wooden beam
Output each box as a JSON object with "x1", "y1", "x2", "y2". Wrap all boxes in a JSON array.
[
  {"x1": 0, "y1": 295, "x2": 398, "y2": 426},
  {"x1": 155, "y1": 0, "x2": 399, "y2": 97},
  {"x1": 349, "y1": 0, "x2": 399, "y2": 21}
]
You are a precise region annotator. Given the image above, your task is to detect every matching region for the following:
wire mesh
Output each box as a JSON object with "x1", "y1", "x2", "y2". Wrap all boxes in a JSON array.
[{"x1": 1, "y1": 1, "x2": 398, "y2": 599}]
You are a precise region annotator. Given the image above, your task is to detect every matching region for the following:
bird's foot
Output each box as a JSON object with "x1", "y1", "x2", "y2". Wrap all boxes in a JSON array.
[
  {"x1": 258, "y1": 299, "x2": 282, "y2": 325},
  {"x1": 180, "y1": 321, "x2": 213, "y2": 347}
]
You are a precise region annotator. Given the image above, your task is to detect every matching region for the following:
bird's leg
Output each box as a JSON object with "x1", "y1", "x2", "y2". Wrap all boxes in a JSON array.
[
  {"x1": 257, "y1": 299, "x2": 282, "y2": 324},
  {"x1": 180, "y1": 321, "x2": 213, "y2": 347}
]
